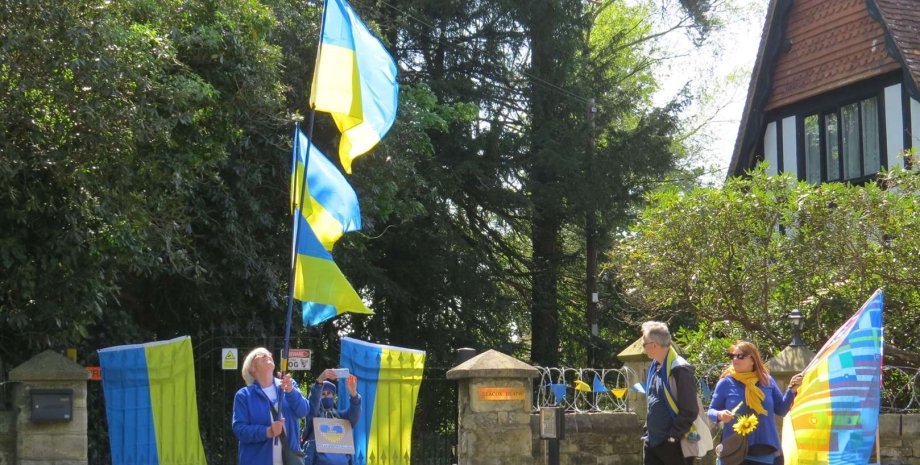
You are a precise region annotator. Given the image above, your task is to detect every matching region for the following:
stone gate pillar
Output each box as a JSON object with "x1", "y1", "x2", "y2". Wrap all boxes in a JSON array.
[
  {"x1": 9, "y1": 350, "x2": 89, "y2": 465},
  {"x1": 446, "y1": 349, "x2": 539, "y2": 465},
  {"x1": 617, "y1": 338, "x2": 651, "y2": 423}
]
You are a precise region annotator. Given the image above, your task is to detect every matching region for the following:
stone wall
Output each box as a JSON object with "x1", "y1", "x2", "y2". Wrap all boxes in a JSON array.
[
  {"x1": 0, "y1": 409, "x2": 14, "y2": 465},
  {"x1": 879, "y1": 414, "x2": 920, "y2": 465},
  {"x1": 531, "y1": 412, "x2": 644, "y2": 465},
  {"x1": 527, "y1": 412, "x2": 920, "y2": 465}
]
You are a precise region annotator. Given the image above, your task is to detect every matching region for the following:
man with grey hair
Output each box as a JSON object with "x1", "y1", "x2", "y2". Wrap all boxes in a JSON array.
[{"x1": 641, "y1": 321, "x2": 698, "y2": 465}]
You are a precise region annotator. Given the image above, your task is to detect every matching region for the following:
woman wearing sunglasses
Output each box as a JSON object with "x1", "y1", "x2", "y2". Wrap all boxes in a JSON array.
[{"x1": 707, "y1": 341, "x2": 803, "y2": 465}]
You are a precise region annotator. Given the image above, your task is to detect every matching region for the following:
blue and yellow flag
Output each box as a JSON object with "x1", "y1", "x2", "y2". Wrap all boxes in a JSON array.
[
  {"x1": 291, "y1": 126, "x2": 361, "y2": 250},
  {"x1": 294, "y1": 208, "x2": 373, "y2": 325},
  {"x1": 339, "y1": 337, "x2": 426, "y2": 465},
  {"x1": 310, "y1": 0, "x2": 398, "y2": 173},
  {"x1": 98, "y1": 336, "x2": 206, "y2": 465},
  {"x1": 782, "y1": 289, "x2": 884, "y2": 465}
]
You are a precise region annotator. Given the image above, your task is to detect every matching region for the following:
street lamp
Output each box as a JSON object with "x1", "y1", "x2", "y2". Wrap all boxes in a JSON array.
[{"x1": 788, "y1": 309, "x2": 805, "y2": 347}]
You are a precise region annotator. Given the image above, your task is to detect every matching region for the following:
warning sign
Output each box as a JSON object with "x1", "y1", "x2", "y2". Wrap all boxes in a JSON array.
[
  {"x1": 221, "y1": 348, "x2": 238, "y2": 370},
  {"x1": 287, "y1": 349, "x2": 311, "y2": 371}
]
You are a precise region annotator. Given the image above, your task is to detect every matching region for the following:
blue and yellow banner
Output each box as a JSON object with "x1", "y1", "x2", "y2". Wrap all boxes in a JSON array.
[
  {"x1": 310, "y1": 0, "x2": 398, "y2": 173},
  {"x1": 98, "y1": 336, "x2": 206, "y2": 465},
  {"x1": 339, "y1": 337, "x2": 426, "y2": 465}
]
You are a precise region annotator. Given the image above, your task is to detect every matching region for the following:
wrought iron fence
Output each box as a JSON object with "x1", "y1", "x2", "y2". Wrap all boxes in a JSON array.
[{"x1": 533, "y1": 364, "x2": 920, "y2": 414}]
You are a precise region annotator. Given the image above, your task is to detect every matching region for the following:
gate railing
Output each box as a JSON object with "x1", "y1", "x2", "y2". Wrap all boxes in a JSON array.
[{"x1": 533, "y1": 364, "x2": 920, "y2": 414}]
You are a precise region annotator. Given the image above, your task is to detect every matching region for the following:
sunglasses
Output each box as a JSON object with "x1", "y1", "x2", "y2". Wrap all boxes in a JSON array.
[{"x1": 727, "y1": 353, "x2": 749, "y2": 360}]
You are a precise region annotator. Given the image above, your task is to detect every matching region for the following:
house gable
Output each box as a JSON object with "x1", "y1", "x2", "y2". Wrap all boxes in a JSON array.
[
  {"x1": 766, "y1": 0, "x2": 900, "y2": 111},
  {"x1": 728, "y1": 0, "x2": 920, "y2": 179}
]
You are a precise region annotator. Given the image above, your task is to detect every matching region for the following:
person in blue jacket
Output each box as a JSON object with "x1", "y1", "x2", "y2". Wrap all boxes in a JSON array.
[
  {"x1": 707, "y1": 341, "x2": 803, "y2": 465},
  {"x1": 303, "y1": 368, "x2": 362, "y2": 465},
  {"x1": 232, "y1": 347, "x2": 309, "y2": 465}
]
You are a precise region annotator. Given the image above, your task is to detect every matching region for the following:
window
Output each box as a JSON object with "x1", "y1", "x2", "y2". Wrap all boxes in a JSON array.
[{"x1": 802, "y1": 96, "x2": 882, "y2": 183}]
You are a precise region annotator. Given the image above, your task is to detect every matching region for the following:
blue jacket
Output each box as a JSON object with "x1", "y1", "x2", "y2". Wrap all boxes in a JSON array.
[
  {"x1": 304, "y1": 382, "x2": 362, "y2": 465},
  {"x1": 707, "y1": 375, "x2": 796, "y2": 452},
  {"x1": 232, "y1": 379, "x2": 309, "y2": 465}
]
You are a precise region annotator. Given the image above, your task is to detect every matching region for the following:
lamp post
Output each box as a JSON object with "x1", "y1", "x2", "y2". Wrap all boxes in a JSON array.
[{"x1": 788, "y1": 309, "x2": 805, "y2": 347}]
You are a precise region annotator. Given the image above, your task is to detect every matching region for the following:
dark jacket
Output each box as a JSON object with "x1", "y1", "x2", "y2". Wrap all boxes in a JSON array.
[{"x1": 646, "y1": 356, "x2": 698, "y2": 446}]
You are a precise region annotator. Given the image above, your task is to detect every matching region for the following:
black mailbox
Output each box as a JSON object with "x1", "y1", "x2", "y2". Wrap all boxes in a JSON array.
[{"x1": 30, "y1": 389, "x2": 73, "y2": 422}]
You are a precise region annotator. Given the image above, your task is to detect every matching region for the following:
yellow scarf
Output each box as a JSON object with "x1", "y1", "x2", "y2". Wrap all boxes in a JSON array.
[{"x1": 729, "y1": 368, "x2": 766, "y2": 415}]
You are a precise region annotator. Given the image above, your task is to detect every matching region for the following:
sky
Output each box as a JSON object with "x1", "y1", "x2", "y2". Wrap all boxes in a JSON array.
[{"x1": 648, "y1": 1, "x2": 769, "y2": 185}]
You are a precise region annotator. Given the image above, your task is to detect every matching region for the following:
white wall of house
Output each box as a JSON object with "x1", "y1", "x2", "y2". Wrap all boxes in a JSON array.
[
  {"x1": 911, "y1": 97, "x2": 920, "y2": 157},
  {"x1": 765, "y1": 121, "x2": 778, "y2": 175},
  {"x1": 885, "y1": 84, "x2": 905, "y2": 169},
  {"x1": 782, "y1": 116, "x2": 798, "y2": 179}
]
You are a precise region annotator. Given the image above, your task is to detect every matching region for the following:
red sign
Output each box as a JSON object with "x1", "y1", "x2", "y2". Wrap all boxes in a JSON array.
[{"x1": 86, "y1": 366, "x2": 101, "y2": 381}]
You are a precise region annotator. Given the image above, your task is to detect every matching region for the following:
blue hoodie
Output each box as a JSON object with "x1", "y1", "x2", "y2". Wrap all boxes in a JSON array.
[
  {"x1": 232, "y1": 379, "x2": 309, "y2": 465},
  {"x1": 304, "y1": 382, "x2": 362, "y2": 465}
]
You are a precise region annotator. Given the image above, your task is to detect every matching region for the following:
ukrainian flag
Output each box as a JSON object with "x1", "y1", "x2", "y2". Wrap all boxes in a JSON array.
[
  {"x1": 291, "y1": 126, "x2": 361, "y2": 251},
  {"x1": 339, "y1": 337, "x2": 426, "y2": 465},
  {"x1": 310, "y1": 0, "x2": 398, "y2": 173},
  {"x1": 294, "y1": 208, "x2": 372, "y2": 325},
  {"x1": 98, "y1": 336, "x2": 206, "y2": 465}
]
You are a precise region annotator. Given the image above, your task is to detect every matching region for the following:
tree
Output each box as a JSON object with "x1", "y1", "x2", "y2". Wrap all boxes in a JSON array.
[{"x1": 612, "y1": 166, "x2": 920, "y2": 366}]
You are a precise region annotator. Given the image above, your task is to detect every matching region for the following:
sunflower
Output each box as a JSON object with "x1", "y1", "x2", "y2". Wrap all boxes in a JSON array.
[{"x1": 732, "y1": 413, "x2": 759, "y2": 436}]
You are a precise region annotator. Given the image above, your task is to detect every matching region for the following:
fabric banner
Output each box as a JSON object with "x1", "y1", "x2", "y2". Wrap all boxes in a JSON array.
[
  {"x1": 339, "y1": 337, "x2": 426, "y2": 465},
  {"x1": 782, "y1": 289, "x2": 884, "y2": 465},
  {"x1": 98, "y1": 336, "x2": 206, "y2": 465}
]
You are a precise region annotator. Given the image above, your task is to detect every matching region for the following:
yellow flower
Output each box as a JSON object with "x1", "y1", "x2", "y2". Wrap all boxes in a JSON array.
[{"x1": 733, "y1": 413, "x2": 759, "y2": 436}]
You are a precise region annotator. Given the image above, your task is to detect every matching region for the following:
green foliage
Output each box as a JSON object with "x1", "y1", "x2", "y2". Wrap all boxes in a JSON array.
[
  {"x1": 0, "y1": 0, "x2": 289, "y2": 362},
  {"x1": 613, "y1": 166, "x2": 920, "y2": 366}
]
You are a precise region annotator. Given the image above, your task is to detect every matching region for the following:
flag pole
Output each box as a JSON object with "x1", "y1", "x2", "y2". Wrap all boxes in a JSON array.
[
  {"x1": 281, "y1": 0, "x2": 330, "y2": 377},
  {"x1": 282, "y1": 113, "x2": 320, "y2": 375}
]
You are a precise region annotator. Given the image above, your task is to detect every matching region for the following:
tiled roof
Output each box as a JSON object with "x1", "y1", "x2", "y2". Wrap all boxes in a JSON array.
[
  {"x1": 766, "y1": 0, "x2": 899, "y2": 110},
  {"x1": 873, "y1": 0, "x2": 920, "y2": 95}
]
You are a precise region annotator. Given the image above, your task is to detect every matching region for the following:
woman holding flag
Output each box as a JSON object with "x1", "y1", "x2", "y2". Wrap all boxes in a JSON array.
[{"x1": 708, "y1": 341, "x2": 803, "y2": 465}]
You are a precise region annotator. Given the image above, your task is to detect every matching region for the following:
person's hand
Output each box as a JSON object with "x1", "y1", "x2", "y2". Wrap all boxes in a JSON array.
[
  {"x1": 717, "y1": 409, "x2": 734, "y2": 423},
  {"x1": 317, "y1": 368, "x2": 336, "y2": 384},
  {"x1": 277, "y1": 372, "x2": 294, "y2": 393},
  {"x1": 268, "y1": 417, "x2": 285, "y2": 438},
  {"x1": 346, "y1": 374, "x2": 358, "y2": 397},
  {"x1": 788, "y1": 373, "x2": 804, "y2": 393}
]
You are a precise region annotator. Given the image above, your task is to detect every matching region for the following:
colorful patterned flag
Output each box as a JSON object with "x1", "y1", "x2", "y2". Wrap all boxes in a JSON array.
[
  {"x1": 310, "y1": 0, "x2": 398, "y2": 173},
  {"x1": 98, "y1": 336, "x2": 206, "y2": 465},
  {"x1": 782, "y1": 289, "x2": 884, "y2": 465},
  {"x1": 339, "y1": 337, "x2": 426, "y2": 465}
]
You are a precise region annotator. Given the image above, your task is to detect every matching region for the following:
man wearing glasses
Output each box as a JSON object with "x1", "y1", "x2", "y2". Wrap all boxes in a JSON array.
[{"x1": 641, "y1": 321, "x2": 699, "y2": 465}]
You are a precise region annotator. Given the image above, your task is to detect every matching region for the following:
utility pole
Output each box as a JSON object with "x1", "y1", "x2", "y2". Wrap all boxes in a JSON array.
[{"x1": 586, "y1": 98, "x2": 598, "y2": 369}]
